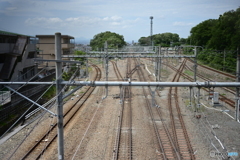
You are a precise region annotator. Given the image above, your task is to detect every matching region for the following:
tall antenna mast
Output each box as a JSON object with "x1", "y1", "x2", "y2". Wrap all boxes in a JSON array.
[{"x1": 150, "y1": 16, "x2": 153, "y2": 47}]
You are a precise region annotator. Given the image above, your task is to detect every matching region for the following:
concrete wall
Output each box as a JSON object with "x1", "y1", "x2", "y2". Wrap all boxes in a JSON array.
[
  {"x1": 38, "y1": 37, "x2": 55, "y2": 43},
  {"x1": 36, "y1": 36, "x2": 74, "y2": 67},
  {"x1": 10, "y1": 43, "x2": 37, "y2": 82},
  {"x1": 0, "y1": 43, "x2": 15, "y2": 53}
]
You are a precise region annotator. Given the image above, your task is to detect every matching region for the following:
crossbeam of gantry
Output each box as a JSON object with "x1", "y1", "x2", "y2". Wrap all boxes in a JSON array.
[
  {"x1": 61, "y1": 55, "x2": 195, "y2": 58},
  {"x1": 1, "y1": 81, "x2": 240, "y2": 87}
]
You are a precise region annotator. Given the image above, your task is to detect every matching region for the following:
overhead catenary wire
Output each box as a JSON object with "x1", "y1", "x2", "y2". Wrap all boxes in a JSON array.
[
  {"x1": 6, "y1": 64, "x2": 82, "y2": 159},
  {"x1": 2, "y1": 65, "x2": 77, "y2": 129},
  {"x1": 0, "y1": 71, "x2": 64, "y2": 140},
  {"x1": 71, "y1": 97, "x2": 103, "y2": 160},
  {"x1": 4, "y1": 69, "x2": 67, "y2": 160},
  {"x1": 191, "y1": 93, "x2": 233, "y2": 159},
  {"x1": 2, "y1": 45, "x2": 239, "y2": 160},
  {"x1": 0, "y1": 67, "x2": 47, "y2": 104}
]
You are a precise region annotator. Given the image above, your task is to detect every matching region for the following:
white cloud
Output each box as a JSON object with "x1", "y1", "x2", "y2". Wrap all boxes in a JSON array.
[
  {"x1": 2, "y1": 0, "x2": 240, "y2": 41},
  {"x1": 173, "y1": 22, "x2": 195, "y2": 26},
  {"x1": 111, "y1": 22, "x2": 121, "y2": 26},
  {"x1": 25, "y1": 16, "x2": 140, "y2": 30},
  {"x1": 6, "y1": 7, "x2": 16, "y2": 10},
  {"x1": 110, "y1": 16, "x2": 122, "y2": 21},
  {"x1": 25, "y1": 17, "x2": 65, "y2": 29}
]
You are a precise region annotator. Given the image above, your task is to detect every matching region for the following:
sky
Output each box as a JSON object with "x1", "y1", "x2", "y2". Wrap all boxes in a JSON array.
[{"x1": 0, "y1": 0, "x2": 239, "y2": 44}]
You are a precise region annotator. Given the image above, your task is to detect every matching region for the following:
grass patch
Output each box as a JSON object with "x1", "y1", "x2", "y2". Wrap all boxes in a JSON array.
[
  {"x1": 0, "y1": 114, "x2": 18, "y2": 128},
  {"x1": 43, "y1": 86, "x2": 56, "y2": 99},
  {"x1": 225, "y1": 77, "x2": 233, "y2": 81},
  {"x1": 184, "y1": 70, "x2": 194, "y2": 76}
]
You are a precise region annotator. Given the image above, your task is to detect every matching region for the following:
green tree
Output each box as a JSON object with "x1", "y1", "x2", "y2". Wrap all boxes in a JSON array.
[
  {"x1": 138, "y1": 37, "x2": 150, "y2": 45},
  {"x1": 74, "y1": 50, "x2": 86, "y2": 64},
  {"x1": 90, "y1": 31, "x2": 126, "y2": 50},
  {"x1": 179, "y1": 38, "x2": 187, "y2": 44},
  {"x1": 189, "y1": 19, "x2": 217, "y2": 47},
  {"x1": 189, "y1": 7, "x2": 240, "y2": 50},
  {"x1": 208, "y1": 8, "x2": 240, "y2": 50},
  {"x1": 138, "y1": 32, "x2": 180, "y2": 46}
]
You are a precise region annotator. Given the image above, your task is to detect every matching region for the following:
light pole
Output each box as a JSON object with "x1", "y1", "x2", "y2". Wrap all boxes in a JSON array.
[{"x1": 150, "y1": 16, "x2": 153, "y2": 47}]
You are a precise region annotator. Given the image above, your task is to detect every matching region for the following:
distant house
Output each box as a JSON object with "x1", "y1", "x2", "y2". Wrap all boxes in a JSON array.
[
  {"x1": 36, "y1": 35, "x2": 75, "y2": 67},
  {"x1": 0, "y1": 30, "x2": 37, "y2": 83}
]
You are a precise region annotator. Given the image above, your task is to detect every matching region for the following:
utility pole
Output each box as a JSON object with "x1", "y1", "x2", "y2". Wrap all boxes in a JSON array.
[
  {"x1": 55, "y1": 32, "x2": 64, "y2": 160},
  {"x1": 105, "y1": 41, "x2": 108, "y2": 82},
  {"x1": 155, "y1": 47, "x2": 158, "y2": 81},
  {"x1": 193, "y1": 47, "x2": 198, "y2": 111},
  {"x1": 158, "y1": 46, "x2": 161, "y2": 82},
  {"x1": 236, "y1": 48, "x2": 240, "y2": 121},
  {"x1": 86, "y1": 58, "x2": 88, "y2": 78},
  {"x1": 223, "y1": 50, "x2": 226, "y2": 71},
  {"x1": 103, "y1": 41, "x2": 108, "y2": 99},
  {"x1": 194, "y1": 46, "x2": 197, "y2": 82},
  {"x1": 189, "y1": 87, "x2": 192, "y2": 108},
  {"x1": 197, "y1": 87, "x2": 201, "y2": 112},
  {"x1": 152, "y1": 89, "x2": 155, "y2": 107}
]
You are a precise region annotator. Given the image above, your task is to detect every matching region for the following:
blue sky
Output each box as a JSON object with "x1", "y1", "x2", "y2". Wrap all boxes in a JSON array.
[{"x1": 0, "y1": 0, "x2": 239, "y2": 44}]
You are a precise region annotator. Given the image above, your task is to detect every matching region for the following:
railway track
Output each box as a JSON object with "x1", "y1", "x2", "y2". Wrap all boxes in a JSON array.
[
  {"x1": 111, "y1": 61, "x2": 124, "y2": 81},
  {"x1": 135, "y1": 58, "x2": 182, "y2": 160},
  {"x1": 186, "y1": 58, "x2": 235, "y2": 79},
  {"x1": 113, "y1": 58, "x2": 132, "y2": 160},
  {"x1": 20, "y1": 65, "x2": 101, "y2": 160},
  {"x1": 168, "y1": 59, "x2": 195, "y2": 159},
  {"x1": 164, "y1": 61, "x2": 236, "y2": 108},
  {"x1": 184, "y1": 63, "x2": 235, "y2": 95}
]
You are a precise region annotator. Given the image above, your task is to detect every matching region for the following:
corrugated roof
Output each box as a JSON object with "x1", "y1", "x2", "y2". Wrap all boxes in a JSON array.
[{"x1": 0, "y1": 30, "x2": 33, "y2": 37}]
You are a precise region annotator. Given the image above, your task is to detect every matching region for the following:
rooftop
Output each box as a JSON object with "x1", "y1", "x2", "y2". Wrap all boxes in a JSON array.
[
  {"x1": 36, "y1": 35, "x2": 74, "y2": 39},
  {"x1": 0, "y1": 30, "x2": 33, "y2": 37}
]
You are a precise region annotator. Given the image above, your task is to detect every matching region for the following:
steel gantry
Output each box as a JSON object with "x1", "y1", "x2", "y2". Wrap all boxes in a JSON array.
[
  {"x1": 2, "y1": 81, "x2": 240, "y2": 87},
  {"x1": 1, "y1": 33, "x2": 240, "y2": 160}
]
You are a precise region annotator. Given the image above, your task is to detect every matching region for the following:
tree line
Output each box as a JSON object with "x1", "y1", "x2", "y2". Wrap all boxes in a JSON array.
[
  {"x1": 187, "y1": 7, "x2": 240, "y2": 74},
  {"x1": 188, "y1": 7, "x2": 240, "y2": 50},
  {"x1": 138, "y1": 32, "x2": 186, "y2": 47}
]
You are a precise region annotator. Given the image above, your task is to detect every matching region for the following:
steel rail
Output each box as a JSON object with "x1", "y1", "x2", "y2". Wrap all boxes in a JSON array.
[
  {"x1": 168, "y1": 59, "x2": 187, "y2": 159},
  {"x1": 128, "y1": 58, "x2": 133, "y2": 160},
  {"x1": 135, "y1": 58, "x2": 168, "y2": 160},
  {"x1": 186, "y1": 58, "x2": 235, "y2": 79},
  {"x1": 113, "y1": 58, "x2": 132, "y2": 160},
  {"x1": 113, "y1": 87, "x2": 124, "y2": 160},
  {"x1": 170, "y1": 59, "x2": 195, "y2": 159},
  {"x1": 111, "y1": 61, "x2": 124, "y2": 81},
  {"x1": 20, "y1": 64, "x2": 101, "y2": 160},
  {"x1": 185, "y1": 64, "x2": 235, "y2": 94},
  {"x1": 165, "y1": 62, "x2": 235, "y2": 108},
  {"x1": 155, "y1": 102, "x2": 181, "y2": 159},
  {"x1": 126, "y1": 58, "x2": 133, "y2": 160},
  {"x1": 142, "y1": 57, "x2": 181, "y2": 160}
]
